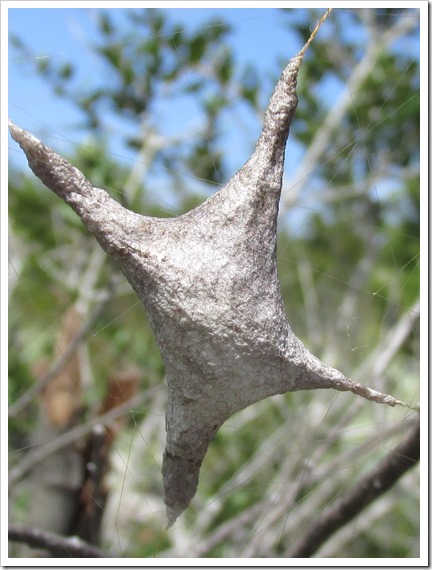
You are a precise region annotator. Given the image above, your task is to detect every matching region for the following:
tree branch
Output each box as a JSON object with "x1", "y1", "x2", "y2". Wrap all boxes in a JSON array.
[
  {"x1": 8, "y1": 291, "x2": 113, "y2": 419},
  {"x1": 280, "y1": 10, "x2": 420, "y2": 214},
  {"x1": 285, "y1": 419, "x2": 420, "y2": 558},
  {"x1": 8, "y1": 524, "x2": 115, "y2": 558},
  {"x1": 9, "y1": 386, "x2": 159, "y2": 487}
]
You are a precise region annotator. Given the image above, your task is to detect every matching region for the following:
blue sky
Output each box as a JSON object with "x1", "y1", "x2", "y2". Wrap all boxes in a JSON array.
[
  {"x1": 7, "y1": 5, "x2": 421, "y2": 216},
  {"x1": 8, "y1": 8, "x2": 308, "y2": 173}
]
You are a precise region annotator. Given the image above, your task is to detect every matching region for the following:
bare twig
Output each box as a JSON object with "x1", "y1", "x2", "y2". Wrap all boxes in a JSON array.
[
  {"x1": 8, "y1": 524, "x2": 115, "y2": 558},
  {"x1": 8, "y1": 292, "x2": 113, "y2": 419},
  {"x1": 284, "y1": 419, "x2": 420, "y2": 557},
  {"x1": 281, "y1": 10, "x2": 419, "y2": 214},
  {"x1": 9, "y1": 386, "x2": 161, "y2": 486},
  {"x1": 298, "y1": 9, "x2": 333, "y2": 58}
]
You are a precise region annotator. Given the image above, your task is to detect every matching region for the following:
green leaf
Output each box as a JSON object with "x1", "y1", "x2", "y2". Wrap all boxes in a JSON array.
[
  {"x1": 240, "y1": 66, "x2": 259, "y2": 107},
  {"x1": 188, "y1": 34, "x2": 207, "y2": 64},
  {"x1": 101, "y1": 44, "x2": 122, "y2": 69},
  {"x1": 99, "y1": 12, "x2": 114, "y2": 35},
  {"x1": 59, "y1": 63, "x2": 74, "y2": 80},
  {"x1": 215, "y1": 51, "x2": 233, "y2": 85}
]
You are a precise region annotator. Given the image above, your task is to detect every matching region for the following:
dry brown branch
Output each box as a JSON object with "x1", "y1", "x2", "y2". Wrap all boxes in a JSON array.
[
  {"x1": 285, "y1": 419, "x2": 420, "y2": 558},
  {"x1": 9, "y1": 386, "x2": 160, "y2": 486},
  {"x1": 8, "y1": 293, "x2": 113, "y2": 419},
  {"x1": 8, "y1": 524, "x2": 115, "y2": 558}
]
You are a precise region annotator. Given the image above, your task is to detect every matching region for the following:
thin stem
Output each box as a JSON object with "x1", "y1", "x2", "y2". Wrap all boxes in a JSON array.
[
  {"x1": 284, "y1": 419, "x2": 420, "y2": 557},
  {"x1": 298, "y1": 9, "x2": 333, "y2": 59},
  {"x1": 8, "y1": 524, "x2": 115, "y2": 558},
  {"x1": 8, "y1": 293, "x2": 112, "y2": 419}
]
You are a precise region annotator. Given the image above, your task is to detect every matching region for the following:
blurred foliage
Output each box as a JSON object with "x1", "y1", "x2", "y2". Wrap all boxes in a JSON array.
[{"x1": 9, "y1": 7, "x2": 420, "y2": 558}]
